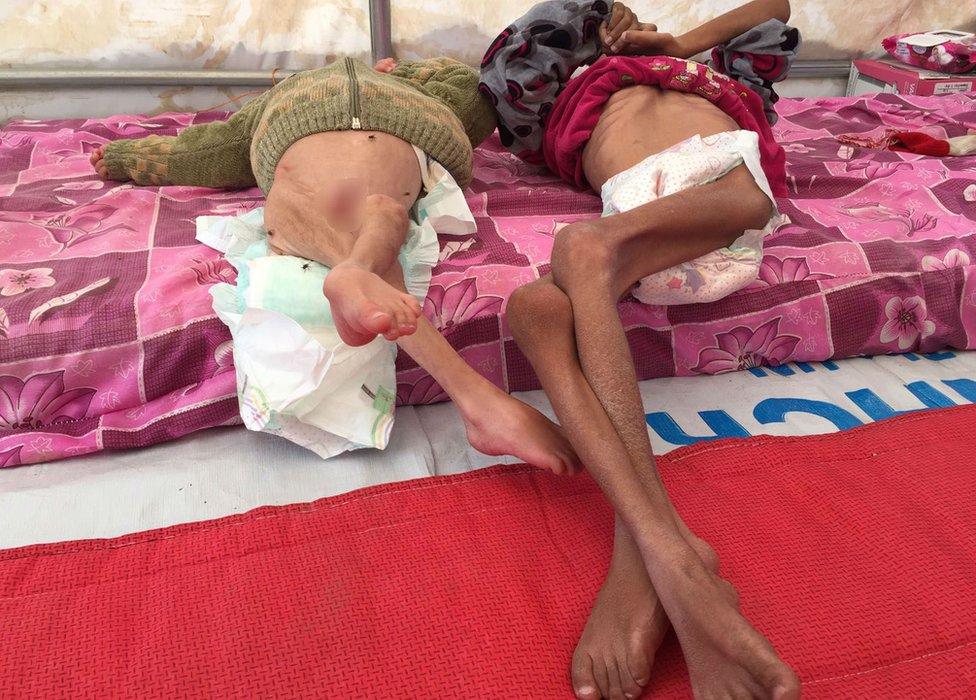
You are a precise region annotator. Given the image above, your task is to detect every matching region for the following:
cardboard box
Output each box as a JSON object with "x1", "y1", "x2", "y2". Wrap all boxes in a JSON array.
[{"x1": 847, "y1": 58, "x2": 976, "y2": 97}]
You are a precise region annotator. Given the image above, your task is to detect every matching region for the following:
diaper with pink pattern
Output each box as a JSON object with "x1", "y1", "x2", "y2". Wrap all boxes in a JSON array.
[{"x1": 598, "y1": 130, "x2": 788, "y2": 306}]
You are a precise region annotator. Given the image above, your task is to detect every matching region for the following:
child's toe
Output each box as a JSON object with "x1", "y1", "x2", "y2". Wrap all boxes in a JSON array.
[{"x1": 403, "y1": 294, "x2": 422, "y2": 316}]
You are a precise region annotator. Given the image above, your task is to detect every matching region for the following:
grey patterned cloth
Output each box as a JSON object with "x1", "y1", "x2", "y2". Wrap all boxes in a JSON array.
[
  {"x1": 710, "y1": 19, "x2": 802, "y2": 126},
  {"x1": 478, "y1": 0, "x2": 611, "y2": 162},
  {"x1": 479, "y1": 2, "x2": 802, "y2": 160}
]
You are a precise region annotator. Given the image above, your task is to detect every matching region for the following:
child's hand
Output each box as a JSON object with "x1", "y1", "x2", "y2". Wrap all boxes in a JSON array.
[
  {"x1": 89, "y1": 145, "x2": 109, "y2": 179},
  {"x1": 373, "y1": 57, "x2": 398, "y2": 73},
  {"x1": 600, "y1": 3, "x2": 644, "y2": 53},
  {"x1": 601, "y1": 3, "x2": 669, "y2": 55}
]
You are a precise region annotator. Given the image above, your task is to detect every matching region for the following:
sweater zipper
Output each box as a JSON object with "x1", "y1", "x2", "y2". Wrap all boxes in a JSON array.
[{"x1": 345, "y1": 57, "x2": 362, "y2": 129}]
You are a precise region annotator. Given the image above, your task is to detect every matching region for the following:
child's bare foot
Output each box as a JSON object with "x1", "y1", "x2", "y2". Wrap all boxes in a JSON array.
[
  {"x1": 653, "y1": 543, "x2": 800, "y2": 700},
  {"x1": 373, "y1": 57, "x2": 398, "y2": 73},
  {"x1": 572, "y1": 532, "x2": 722, "y2": 700},
  {"x1": 573, "y1": 532, "x2": 669, "y2": 700},
  {"x1": 89, "y1": 146, "x2": 109, "y2": 179},
  {"x1": 458, "y1": 382, "x2": 581, "y2": 476},
  {"x1": 323, "y1": 262, "x2": 422, "y2": 346}
]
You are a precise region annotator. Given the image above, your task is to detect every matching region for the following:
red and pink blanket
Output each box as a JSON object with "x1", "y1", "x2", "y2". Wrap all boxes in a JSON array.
[{"x1": 2, "y1": 93, "x2": 975, "y2": 466}]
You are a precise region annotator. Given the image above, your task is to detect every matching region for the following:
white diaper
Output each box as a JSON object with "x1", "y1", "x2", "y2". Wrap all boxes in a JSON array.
[
  {"x1": 195, "y1": 146, "x2": 477, "y2": 459},
  {"x1": 600, "y1": 130, "x2": 788, "y2": 306}
]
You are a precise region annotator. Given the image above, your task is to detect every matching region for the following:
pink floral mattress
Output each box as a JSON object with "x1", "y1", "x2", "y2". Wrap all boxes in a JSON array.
[{"x1": 2, "y1": 93, "x2": 975, "y2": 466}]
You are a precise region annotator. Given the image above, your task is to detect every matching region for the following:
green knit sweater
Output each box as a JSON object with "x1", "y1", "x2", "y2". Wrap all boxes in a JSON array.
[{"x1": 103, "y1": 57, "x2": 496, "y2": 192}]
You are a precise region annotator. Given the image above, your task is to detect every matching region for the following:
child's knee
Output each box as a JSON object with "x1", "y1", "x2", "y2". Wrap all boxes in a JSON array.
[
  {"x1": 508, "y1": 280, "x2": 573, "y2": 345},
  {"x1": 364, "y1": 193, "x2": 410, "y2": 235},
  {"x1": 551, "y1": 222, "x2": 616, "y2": 291},
  {"x1": 508, "y1": 283, "x2": 549, "y2": 341}
]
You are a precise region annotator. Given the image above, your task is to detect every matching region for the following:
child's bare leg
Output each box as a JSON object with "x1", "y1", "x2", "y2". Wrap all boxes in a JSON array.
[
  {"x1": 264, "y1": 184, "x2": 422, "y2": 346},
  {"x1": 395, "y1": 305, "x2": 580, "y2": 476},
  {"x1": 264, "y1": 172, "x2": 577, "y2": 473},
  {"x1": 323, "y1": 194, "x2": 423, "y2": 346},
  {"x1": 539, "y1": 167, "x2": 798, "y2": 699},
  {"x1": 509, "y1": 277, "x2": 722, "y2": 700},
  {"x1": 263, "y1": 188, "x2": 577, "y2": 472}
]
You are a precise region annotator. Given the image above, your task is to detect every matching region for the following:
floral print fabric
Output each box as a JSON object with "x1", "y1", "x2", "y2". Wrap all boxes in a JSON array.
[{"x1": 2, "y1": 92, "x2": 975, "y2": 466}]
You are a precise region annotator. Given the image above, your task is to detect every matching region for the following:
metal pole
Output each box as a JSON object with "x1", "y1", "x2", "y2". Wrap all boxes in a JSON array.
[
  {"x1": 789, "y1": 60, "x2": 852, "y2": 79},
  {"x1": 0, "y1": 60, "x2": 852, "y2": 89},
  {"x1": 0, "y1": 69, "x2": 288, "y2": 88},
  {"x1": 369, "y1": 0, "x2": 394, "y2": 65}
]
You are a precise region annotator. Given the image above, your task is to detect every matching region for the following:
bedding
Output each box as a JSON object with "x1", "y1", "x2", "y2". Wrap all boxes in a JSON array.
[{"x1": 2, "y1": 92, "x2": 975, "y2": 466}]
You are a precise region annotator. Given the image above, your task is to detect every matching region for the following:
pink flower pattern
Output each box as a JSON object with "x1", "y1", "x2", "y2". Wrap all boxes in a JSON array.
[
  {"x1": 841, "y1": 201, "x2": 939, "y2": 237},
  {"x1": 0, "y1": 445, "x2": 22, "y2": 467},
  {"x1": 191, "y1": 258, "x2": 236, "y2": 285},
  {"x1": 693, "y1": 318, "x2": 800, "y2": 374},
  {"x1": 782, "y1": 142, "x2": 814, "y2": 154},
  {"x1": 397, "y1": 375, "x2": 449, "y2": 406},
  {"x1": 0, "y1": 371, "x2": 96, "y2": 430},
  {"x1": 879, "y1": 296, "x2": 936, "y2": 350},
  {"x1": 0, "y1": 267, "x2": 55, "y2": 296},
  {"x1": 845, "y1": 160, "x2": 911, "y2": 179},
  {"x1": 213, "y1": 341, "x2": 234, "y2": 376},
  {"x1": 43, "y1": 202, "x2": 131, "y2": 252},
  {"x1": 921, "y1": 249, "x2": 971, "y2": 272},
  {"x1": 4, "y1": 93, "x2": 976, "y2": 465},
  {"x1": 424, "y1": 279, "x2": 503, "y2": 329},
  {"x1": 758, "y1": 257, "x2": 831, "y2": 286}
]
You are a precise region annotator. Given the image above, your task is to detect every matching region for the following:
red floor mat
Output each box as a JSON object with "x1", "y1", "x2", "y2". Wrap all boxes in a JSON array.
[{"x1": 2, "y1": 407, "x2": 975, "y2": 698}]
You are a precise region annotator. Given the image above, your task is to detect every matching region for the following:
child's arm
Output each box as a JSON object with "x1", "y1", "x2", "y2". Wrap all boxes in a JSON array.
[
  {"x1": 678, "y1": 0, "x2": 790, "y2": 57},
  {"x1": 98, "y1": 91, "x2": 270, "y2": 188},
  {"x1": 613, "y1": 0, "x2": 791, "y2": 59}
]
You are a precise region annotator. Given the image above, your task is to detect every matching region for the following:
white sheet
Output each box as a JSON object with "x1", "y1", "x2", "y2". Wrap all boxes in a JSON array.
[{"x1": 2, "y1": 350, "x2": 974, "y2": 549}]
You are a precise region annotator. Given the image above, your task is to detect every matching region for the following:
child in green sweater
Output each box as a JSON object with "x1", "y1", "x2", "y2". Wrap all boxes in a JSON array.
[{"x1": 91, "y1": 56, "x2": 580, "y2": 475}]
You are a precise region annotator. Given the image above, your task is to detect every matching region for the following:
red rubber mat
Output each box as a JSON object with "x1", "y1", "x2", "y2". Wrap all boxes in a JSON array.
[{"x1": 2, "y1": 407, "x2": 975, "y2": 698}]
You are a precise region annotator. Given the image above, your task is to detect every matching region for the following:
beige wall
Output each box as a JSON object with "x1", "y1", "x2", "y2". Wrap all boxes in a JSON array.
[
  {"x1": 392, "y1": 0, "x2": 975, "y2": 63},
  {"x1": 0, "y1": 0, "x2": 370, "y2": 121},
  {"x1": 4, "y1": 0, "x2": 971, "y2": 70},
  {"x1": 1, "y1": 0, "x2": 973, "y2": 121},
  {"x1": 0, "y1": 0, "x2": 370, "y2": 70}
]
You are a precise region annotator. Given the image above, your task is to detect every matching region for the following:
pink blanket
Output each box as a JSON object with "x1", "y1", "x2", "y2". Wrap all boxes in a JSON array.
[{"x1": 2, "y1": 93, "x2": 975, "y2": 466}]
